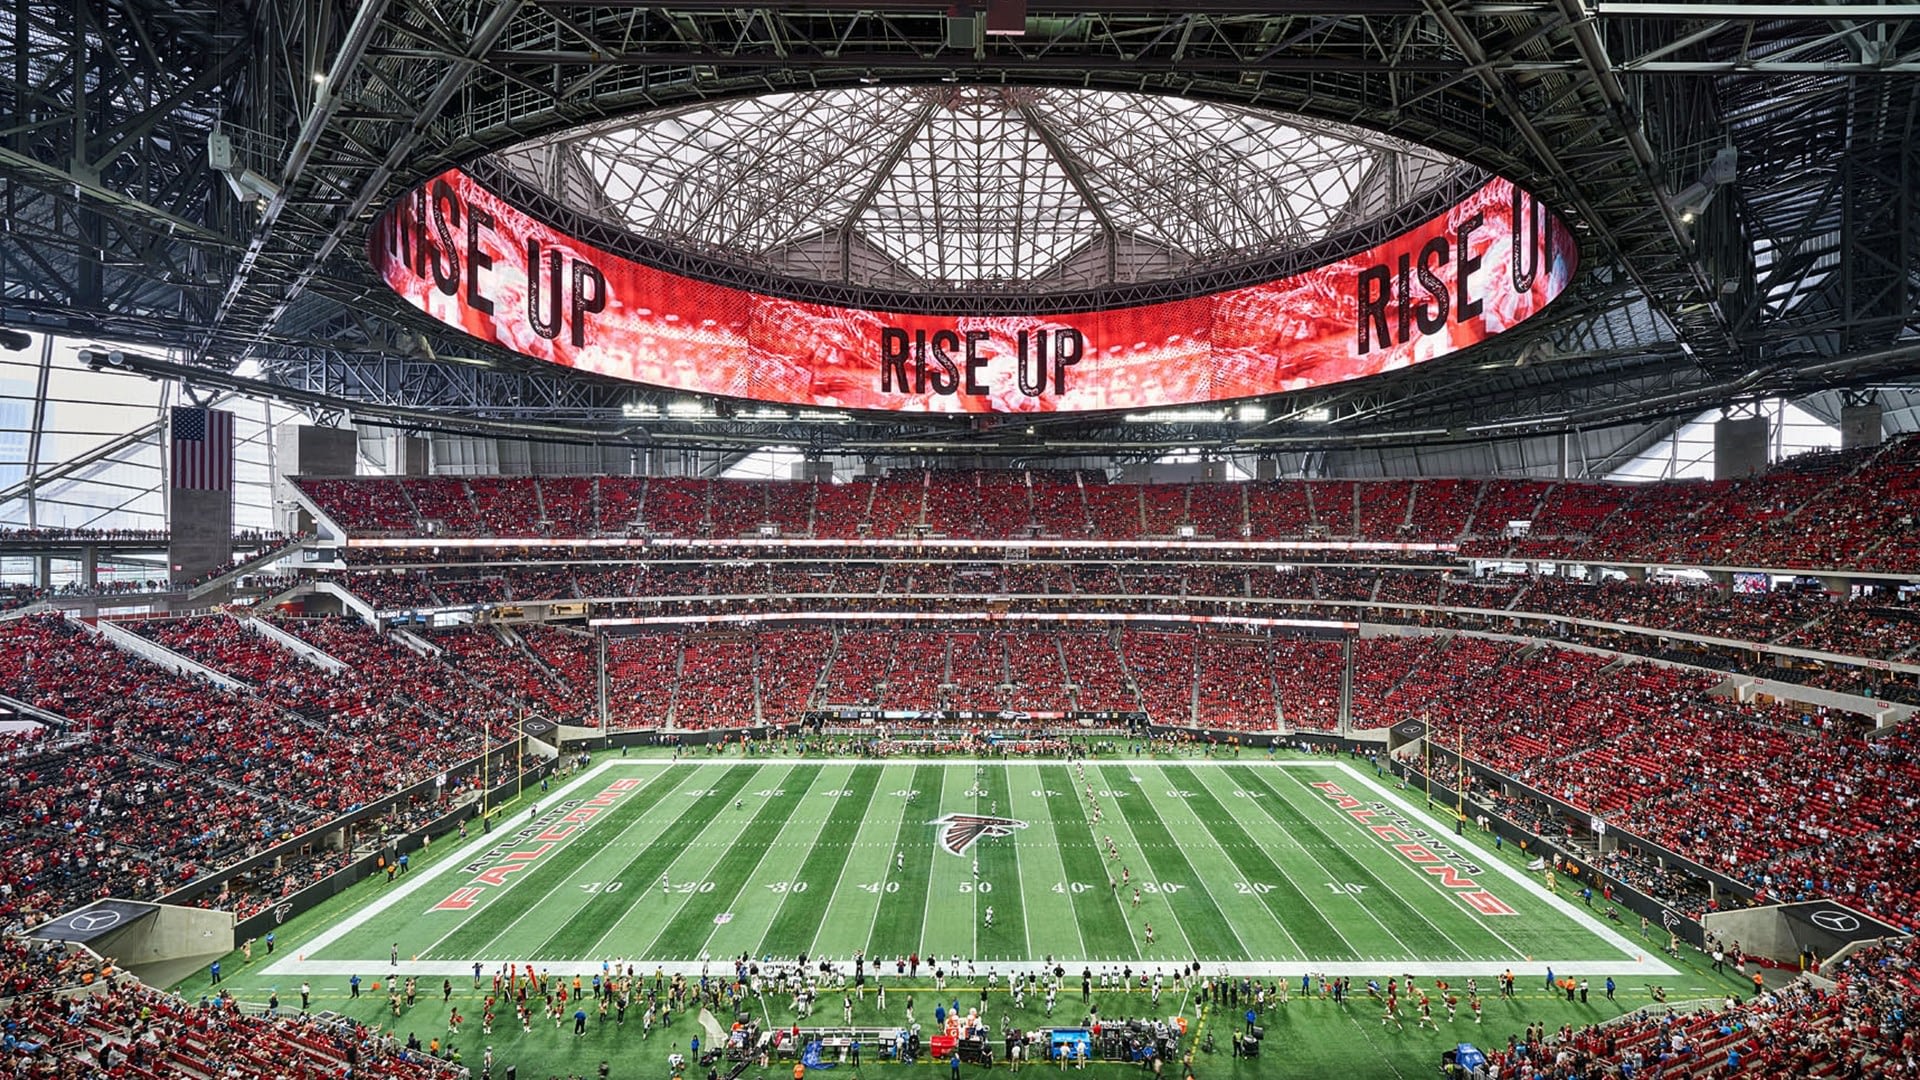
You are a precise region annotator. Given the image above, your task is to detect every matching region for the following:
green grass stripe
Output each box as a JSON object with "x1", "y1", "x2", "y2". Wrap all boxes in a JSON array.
[
  {"x1": 810, "y1": 765, "x2": 916, "y2": 959},
  {"x1": 641, "y1": 763, "x2": 824, "y2": 960},
  {"x1": 1232, "y1": 765, "x2": 1474, "y2": 960},
  {"x1": 1257, "y1": 766, "x2": 1600, "y2": 961},
  {"x1": 1129, "y1": 764, "x2": 1298, "y2": 961},
  {"x1": 495, "y1": 764, "x2": 766, "y2": 960},
  {"x1": 1077, "y1": 764, "x2": 1199, "y2": 961},
  {"x1": 866, "y1": 764, "x2": 945, "y2": 958},
  {"x1": 1036, "y1": 766, "x2": 1136, "y2": 961},
  {"x1": 972, "y1": 765, "x2": 1027, "y2": 962},
  {"x1": 1095, "y1": 764, "x2": 1243, "y2": 960},
  {"x1": 701, "y1": 769, "x2": 844, "y2": 959},
  {"x1": 408, "y1": 765, "x2": 694, "y2": 959},
  {"x1": 757, "y1": 765, "x2": 884, "y2": 957},
  {"x1": 1006, "y1": 765, "x2": 1085, "y2": 961},
  {"x1": 1165, "y1": 764, "x2": 1360, "y2": 960}
]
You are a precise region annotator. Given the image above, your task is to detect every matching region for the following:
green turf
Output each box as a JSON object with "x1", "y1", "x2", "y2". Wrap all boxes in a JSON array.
[{"x1": 191, "y1": 749, "x2": 1744, "y2": 1080}]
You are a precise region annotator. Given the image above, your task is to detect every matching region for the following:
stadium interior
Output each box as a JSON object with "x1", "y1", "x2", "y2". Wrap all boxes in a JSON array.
[{"x1": 1, "y1": 2, "x2": 1918, "y2": 1079}]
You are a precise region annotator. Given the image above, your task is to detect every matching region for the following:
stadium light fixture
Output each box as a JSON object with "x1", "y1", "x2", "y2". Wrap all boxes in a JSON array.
[
  {"x1": 1123, "y1": 408, "x2": 1227, "y2": 423},
  {"x1": 1235, "y1": 404, "x2": 1268, "y2": 423},
  {"x1": 1299, "y1": 407, "x2": 1333, "y2": 423},
  {"x1": 0, "y1": 328, "x2": 31, "y2": 352},
  {"x1": 1669, "y1": 145, "x2": 1737, "y2": 224}
]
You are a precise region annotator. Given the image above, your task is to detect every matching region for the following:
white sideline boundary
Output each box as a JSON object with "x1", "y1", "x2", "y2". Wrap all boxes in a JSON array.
[{"x1": 262, "y1": 757, "x2": 1678, "y2": 982}]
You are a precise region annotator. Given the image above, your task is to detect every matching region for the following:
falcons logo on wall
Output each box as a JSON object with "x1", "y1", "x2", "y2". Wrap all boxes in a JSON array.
[{"x1": 931, "y1": 813, "x2": 1029, "y2": 856}]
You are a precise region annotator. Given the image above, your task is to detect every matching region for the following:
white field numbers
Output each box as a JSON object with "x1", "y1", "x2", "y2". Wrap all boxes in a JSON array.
[{"x1": 1235, "y1": 881, "x2": 1367, "y2": 895}]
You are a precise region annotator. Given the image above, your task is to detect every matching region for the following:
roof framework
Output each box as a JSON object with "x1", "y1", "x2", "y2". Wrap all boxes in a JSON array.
[
  {"x1": 0, "y1": 1, "x2": 1913, "y2": 461},
  {"x1": 491, "y1": 86, "x2": 1463, "y2": 292}
]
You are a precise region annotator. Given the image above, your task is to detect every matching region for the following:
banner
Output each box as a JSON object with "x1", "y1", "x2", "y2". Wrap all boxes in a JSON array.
[{"x1": 372, "y1": 169, "x2": 1575, "y2": 413}]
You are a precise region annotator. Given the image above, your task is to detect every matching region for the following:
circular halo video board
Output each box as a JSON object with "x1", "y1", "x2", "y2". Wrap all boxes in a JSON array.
[{"x1": 370, "y1": 169, "x2": 1575, "y2": 414}]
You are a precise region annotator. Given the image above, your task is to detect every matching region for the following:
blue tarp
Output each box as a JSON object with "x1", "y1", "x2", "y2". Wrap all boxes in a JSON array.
[{"x1": 801, "y1": 1041, "x2": 836, "y2": 1069}]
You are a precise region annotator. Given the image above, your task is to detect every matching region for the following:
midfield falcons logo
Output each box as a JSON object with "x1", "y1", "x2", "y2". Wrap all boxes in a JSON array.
[{"x1": 931, "y1": 814, "x2": 1029, "y2": 856}]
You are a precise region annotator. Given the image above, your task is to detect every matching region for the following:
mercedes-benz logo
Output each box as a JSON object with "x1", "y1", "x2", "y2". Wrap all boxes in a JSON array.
[
  {"x1": 1809, "y1": 910, "x2": 1861, "y2": 933},
  {"x1": 66, "y1": 909, "x2": 122, "y2": 933}
]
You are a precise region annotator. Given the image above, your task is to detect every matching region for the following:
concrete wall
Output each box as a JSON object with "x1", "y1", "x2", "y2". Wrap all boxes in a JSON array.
[
  {"x1": 1713, "y1": 416, "x2": 1770, "y2": 479},
  {"x1": 1840, "y1": 404, "x2": 1884, "y2": 451},
  {"x1": 274, "y1": 424, "x2": 357, "y2": 536},
  {"x1": 97, "y1": 618, "x2": 249, "y2": 692},
  {"x1": 167, "y1": 486, "x2": 232, "y2": 585},
  {"x1": 1700, "y1": 907, "x2": 1799, "y2": 962},
  {"x1": 97, "y1": 903, "x2": 236, "y2": 987},
  {"x1": 248, "y1": 616, "x2": 348, "y2": 673}
]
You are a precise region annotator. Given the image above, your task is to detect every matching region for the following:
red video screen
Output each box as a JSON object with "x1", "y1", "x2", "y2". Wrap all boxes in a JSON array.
[{"x1": 371, "y1": 168, "x2": 1575, "y2": 413}]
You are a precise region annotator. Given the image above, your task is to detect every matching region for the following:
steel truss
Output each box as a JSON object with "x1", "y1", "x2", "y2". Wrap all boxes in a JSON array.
[{"x1": 0, "y1": 1, "x2": 1914, "y2": 457}]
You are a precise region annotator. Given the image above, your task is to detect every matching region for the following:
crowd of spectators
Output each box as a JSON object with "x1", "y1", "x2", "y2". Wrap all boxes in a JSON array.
[
  {"x1": 282, "y1": 442, "x2": 1914, "y2": 572},
  {"x1": 322, "y1": 549, "x2": 1920, "y2": 727},
  {"x1": 1490, "y1": 931, "x2": 1917, "y2": 1079},
  {"x1": 0, "y1": 609, "x2": 573, "y2": 923},
  {"x1": 0, "y1": 978, "x2": 464, "y2": 1078},
  {"x1": 0, "y1": 936, "x2": 113, "y2": 998},
  {"x1": 430, "y1": 626, "x2": 593, "y2": 726},
  {"x1": 0, "y1": 527, "x2": 172, "y2": 543}
]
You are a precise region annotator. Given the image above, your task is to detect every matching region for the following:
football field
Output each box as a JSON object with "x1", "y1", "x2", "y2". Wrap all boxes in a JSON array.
[{"x1": 267, "y1": 757, "x2": 1662, "y2": 983}]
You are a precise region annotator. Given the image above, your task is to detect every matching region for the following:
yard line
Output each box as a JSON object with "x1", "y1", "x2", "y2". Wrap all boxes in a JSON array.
[
  {"x1": 1336, "y1": 763, "x2": 1654, "y2": 960},
  {"x1": 1136, "y1": 763, "x2": 1304, "y2": 959},
  {"x1": 691, "y1": 763, "x2": 830, "y2": 962},
  {"x1": 266, "y1": 760, "x2": 679, "y2": 972},
  {"x1": 793, "y1": 765, "x2": 884, "y2": 961},
  {"x1": 1000, "y1": 765, "x2": 1042, "y2": 962},
  {"x1": 525, "y1": 763, "x2": 770, "y2": 962},
  {"x1": 756, "y1": 760, "x2": 883, "y2": 953},
  {"x1": 1009, "y1": 764, "x2": 1089, "y2": 962},
  {"x1": 810, "y1": 763, "x2": 914, "y2": 960},
  {"x1": 705, "y1": 770, "x2": 841, "y2": 959},
  {"x1": 423, "y1": 763, "x2": 700, "y2": 963},
  {"x1": 1232, "y1": 763, "x2": 1479, "y2": 962},
  {"x1": 608, "y1": 763, "x2": 801, "y2": 962},
  {"x1": 862, "y1": 763, "x2": 944, "y2": 960},
  {"x1": 1079, "y1": 764, "x2": 1202, "y2": 960},
  {"x1": 1097, "y1": 763, "x2": 1254, "y2": 964},
  {"x1": 861, "y1": 764, "x2": 919, "y2": 962},
  {"x1": 1182, "y1": 764, "x2": 1368, "y2": 961},
  {"x1": 966, "y1": 762, "x2": 1029, "y2": 965},
  {"x1": 1034, "y1": 765, "x2": 1134, "y2": 962},
  {"x1": 751, "y1": 767, "x2": 844, "y2": 960},
  {"x1": 1263, "y1": 763, "x2": 1532, "y2": 960}
]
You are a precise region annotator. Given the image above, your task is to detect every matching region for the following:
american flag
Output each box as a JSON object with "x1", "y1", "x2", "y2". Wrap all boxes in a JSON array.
[{"x1": 170, "y1": 406, "x2": 234, "y2": 491}]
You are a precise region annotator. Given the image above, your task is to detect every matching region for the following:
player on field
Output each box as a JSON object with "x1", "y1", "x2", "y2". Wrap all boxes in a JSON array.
[{"x1": 985, "y1": 906, "x2": 994, "y2": 929}]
